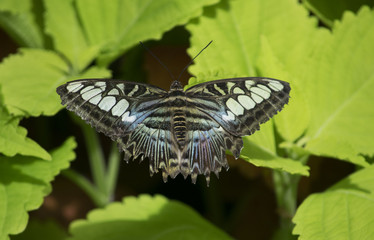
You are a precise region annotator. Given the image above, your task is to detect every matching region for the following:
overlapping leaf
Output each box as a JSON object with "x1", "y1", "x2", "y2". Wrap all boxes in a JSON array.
[
  {"x1": 187, "y1": 0, "x2": 374, "y2": 171},
  {"x1": 303, "y1": 7, "x2": 374, "y2": 166},
  {"x1": 0, "y1": 0, "x2": 44, "y2": 47},
  {"x1": 0, "y1": 49, "x2": 111, "y2": 117},
  {"x1": 0, "y1": 137, "x2": 76, "y2": 240},
  {"x1": 303, "y1": 0, "x2": 374, "y2": 27},
  {"x1": 44, "y1": 0, "x2": 220, "y2": 69},
  {"x1": 186, "y1": 0, "x2": 320, "y2": 175},
  {"x1": 69, "y1": 194, "x2": 231, "y2": 240}
]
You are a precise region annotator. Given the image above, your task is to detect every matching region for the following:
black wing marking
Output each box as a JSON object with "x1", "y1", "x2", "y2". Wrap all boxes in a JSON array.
[{"x1": 185, "y1": 77, "x2": 290, "y2": 137}]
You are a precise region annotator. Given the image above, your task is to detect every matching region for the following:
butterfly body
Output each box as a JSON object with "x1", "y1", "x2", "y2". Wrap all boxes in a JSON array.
[{"x1": 57, "y1": 77, "x2": 290, "y2": 185}]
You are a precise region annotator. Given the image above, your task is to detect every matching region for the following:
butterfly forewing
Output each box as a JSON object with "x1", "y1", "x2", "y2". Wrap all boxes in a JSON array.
[
  {"x1": 57, "y1": 79, "x2": 167, "y2": 139},
  {"x1": 185, "y1": 77, "x2": 290, "y2": 137}
]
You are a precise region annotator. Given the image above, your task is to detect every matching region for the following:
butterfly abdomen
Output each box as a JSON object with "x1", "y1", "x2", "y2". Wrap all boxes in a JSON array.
[{"x1": 172, "y1": 109, "x2": 187, "y2": 146}]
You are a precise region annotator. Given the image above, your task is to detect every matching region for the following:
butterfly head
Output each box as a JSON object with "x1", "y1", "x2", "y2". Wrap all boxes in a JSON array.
[{"x1": 170, "y1": 80, "x2": 183, "y2": 91}]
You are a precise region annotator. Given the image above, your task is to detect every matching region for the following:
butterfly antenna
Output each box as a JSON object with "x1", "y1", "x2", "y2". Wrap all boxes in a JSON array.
[
  {"x1": 177, "y1": 40, "x2": 213, "y2": 81},
  {"x1": 139, "y1": 41, "x2": 176, "y2": 81}
]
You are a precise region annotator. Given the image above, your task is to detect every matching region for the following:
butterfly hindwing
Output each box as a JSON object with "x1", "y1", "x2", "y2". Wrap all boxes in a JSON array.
[
  {"x1": 185, "y1": 77, "x2": 290, "y2": 137},
  {"x1": 180, "y1": 106, "x2": 244, "y2": 184},
  {"x1": 115, "y1": 107, "x2": 179, "y2": 180}
]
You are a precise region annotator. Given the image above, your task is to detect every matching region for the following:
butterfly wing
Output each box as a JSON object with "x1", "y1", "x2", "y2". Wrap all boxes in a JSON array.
[
  {"x1": 56, "y1": 78, "x2": 168, "y2": 141},
  {"x1": 183, "y1": 77, "x2": 290, "y2": 176}
]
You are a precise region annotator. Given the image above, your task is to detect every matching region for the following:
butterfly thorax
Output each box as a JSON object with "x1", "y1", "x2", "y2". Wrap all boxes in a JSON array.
[
  {"x1": 168, "y1": 81, "x2": 187, "y2": 147},
  {"x1": 170, "y1": 80, "x2": 183, "y2": 91}
]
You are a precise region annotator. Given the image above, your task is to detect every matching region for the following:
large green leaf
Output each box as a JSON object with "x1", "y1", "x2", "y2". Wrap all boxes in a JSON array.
[
  {"x1": 0, "y1": 137, "x2": 76, "y2": 240},
  {"x1": 0, "y1": 105, "x2": 50, "y2": 160},
  {"x1": 44, "y1": 0, "x2": 219, "y2": 69},
  {"x1": 255, "y1": 36, "x2": 311, "y2": 142},
  {"x1": 187, "y1": 0, "x2": 374, "y2": 168},
  {"x1": 293, "y1": 165, "x2": 374, "y2": 239},
  {"x1": 303, "y1": 7, "x2": 374, "y2": 166},
  {"x1": 241, "y1": 137, "x2": 309, "y2": 176},
  {"x1": 69, "y1": 194, "x2": 231, "y2": 240},
  {"x1": 303, "y1": 0, "x2": 374, "y2": 27},
  {"x1": 0, "y1": 48, "x2": 111, "y2": 117},
  {"x1": 0, "y1": 0, "x2": 44, "y2": 47}
]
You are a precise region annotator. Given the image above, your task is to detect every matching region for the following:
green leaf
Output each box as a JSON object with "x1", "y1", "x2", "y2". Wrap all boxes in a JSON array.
[
  {"x1": 293, "y1": 165, "x2": 374, "y2": 239},
  {"x1": 0, "y1": 48, "x2": 111, "y2": 117},
  {"x1": 0, "y1": 0, "x2": 31, "y2": 12},
  {"x1": 12, "y1": 220, "x2": 67, "y2": 240},
  {"x1": 0, "y1": 137, "x2": 76, "y2": 240},
  {"x1": 303, "y1": 0, "x2": 374, "y2": 27},
  {"x1": 0, "y1": 105, "x2": 50, "y2": 160},
  {"x1": 44, "y1": 0, "x2": 219, "y2": 69},
  {"x1": 69, "y1": 194, "x2": 232, "y2": 240},
  {"x1": 0, "y1": 0, "x2": 44, "y2": 47},
  {"x1": 303, "y1": 7, "x2": 374, "y2": 166},
  {"x1": 44, "y1": 0, "x2": 100, "y2": 72}
]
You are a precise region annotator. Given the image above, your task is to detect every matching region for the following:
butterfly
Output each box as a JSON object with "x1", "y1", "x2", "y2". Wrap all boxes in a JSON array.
[{"x1": 57, "y1": 77, "x2": 290, "y2": 186}]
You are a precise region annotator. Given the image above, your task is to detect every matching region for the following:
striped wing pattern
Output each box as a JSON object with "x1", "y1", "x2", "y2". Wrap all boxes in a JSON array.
[{"x1": 57, "y1": 77, "x2": 290, "y2": 186}]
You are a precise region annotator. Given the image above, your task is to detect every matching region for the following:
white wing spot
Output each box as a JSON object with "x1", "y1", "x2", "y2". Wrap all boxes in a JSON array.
[
  {"x1": 112, "y1": 99, "x2": 129, "y2": 116},
  {"x1": 127, "y1": 85, "x2": 139, "y2": 96},
  {"x1": 66, "y1": 83, "x2": 83, "y2": 92},
  {"x1": 226, "y1": 98, "x2": 244, "y2": 116},
  {"x1": 98, "y1": 96, "x2": 116, "y2": 111},
  {"x1": 245, "y1": 80, "x2": 255, "y2": 90},
  {"x1": 251, "y1": 87, "x2": 271, "y2": 99},
  {"x1": 121, "y1": 111, "x2": 136, "y2": 122},
  {"x1": 95, "y1": 81, "x2": 106, "y2": 87},
  {"x1": 268, "y1": 81, "x2": 284, "y2": 91},
  {"x1": 82, "y1": 88, "x2": 102, "y2": 101},
  {"x1": 80, "y1": 86, "x2": 94, "y2": 94},
  {"x1": 108, "y1": 88, "x2": 119, "y2": 95},
  {"x1": 251, "y1": 94, "x2": 263, "y2": 103},
  {"x1": 222, "y1": 111, "x2": 236, "y2": 121},
  {"x1": 89, "y1": 95, "x2": 101, "y2": 105},
  {"x1": 226, "y1": 82, "x2": 235, "y2": 90},
  {"x1": 238, "y1": 95, "x2": 256, "y2": 110},
  {"x1": 117, "y1": 83, "x2": 125, "y2": 93},
  {"x1": 257, "y1": 84, "x2": 271, "y2": 93},
  {"x1": 233, "y1": 87, "x2": 245, "y2": 94}
]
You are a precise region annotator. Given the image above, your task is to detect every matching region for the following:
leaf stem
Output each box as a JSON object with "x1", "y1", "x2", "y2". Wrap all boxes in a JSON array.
[
  {"x1": 80, "y1": 121, "x2": 107, "y2": 196},
  {"x1": 105, "y1": 143, "x2": 121, "y2": 201},
  {"x1": 272, "y1": 170, "x2": 299, "y2": 239},
  {"x1": 62, "y1": 169, "x2": 107, "y2": 207}
]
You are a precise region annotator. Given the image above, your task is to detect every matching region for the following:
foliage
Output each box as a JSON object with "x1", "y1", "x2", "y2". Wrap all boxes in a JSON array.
[{"x1": 0, "y1": 0, "x2": 373, "y2": 239}]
